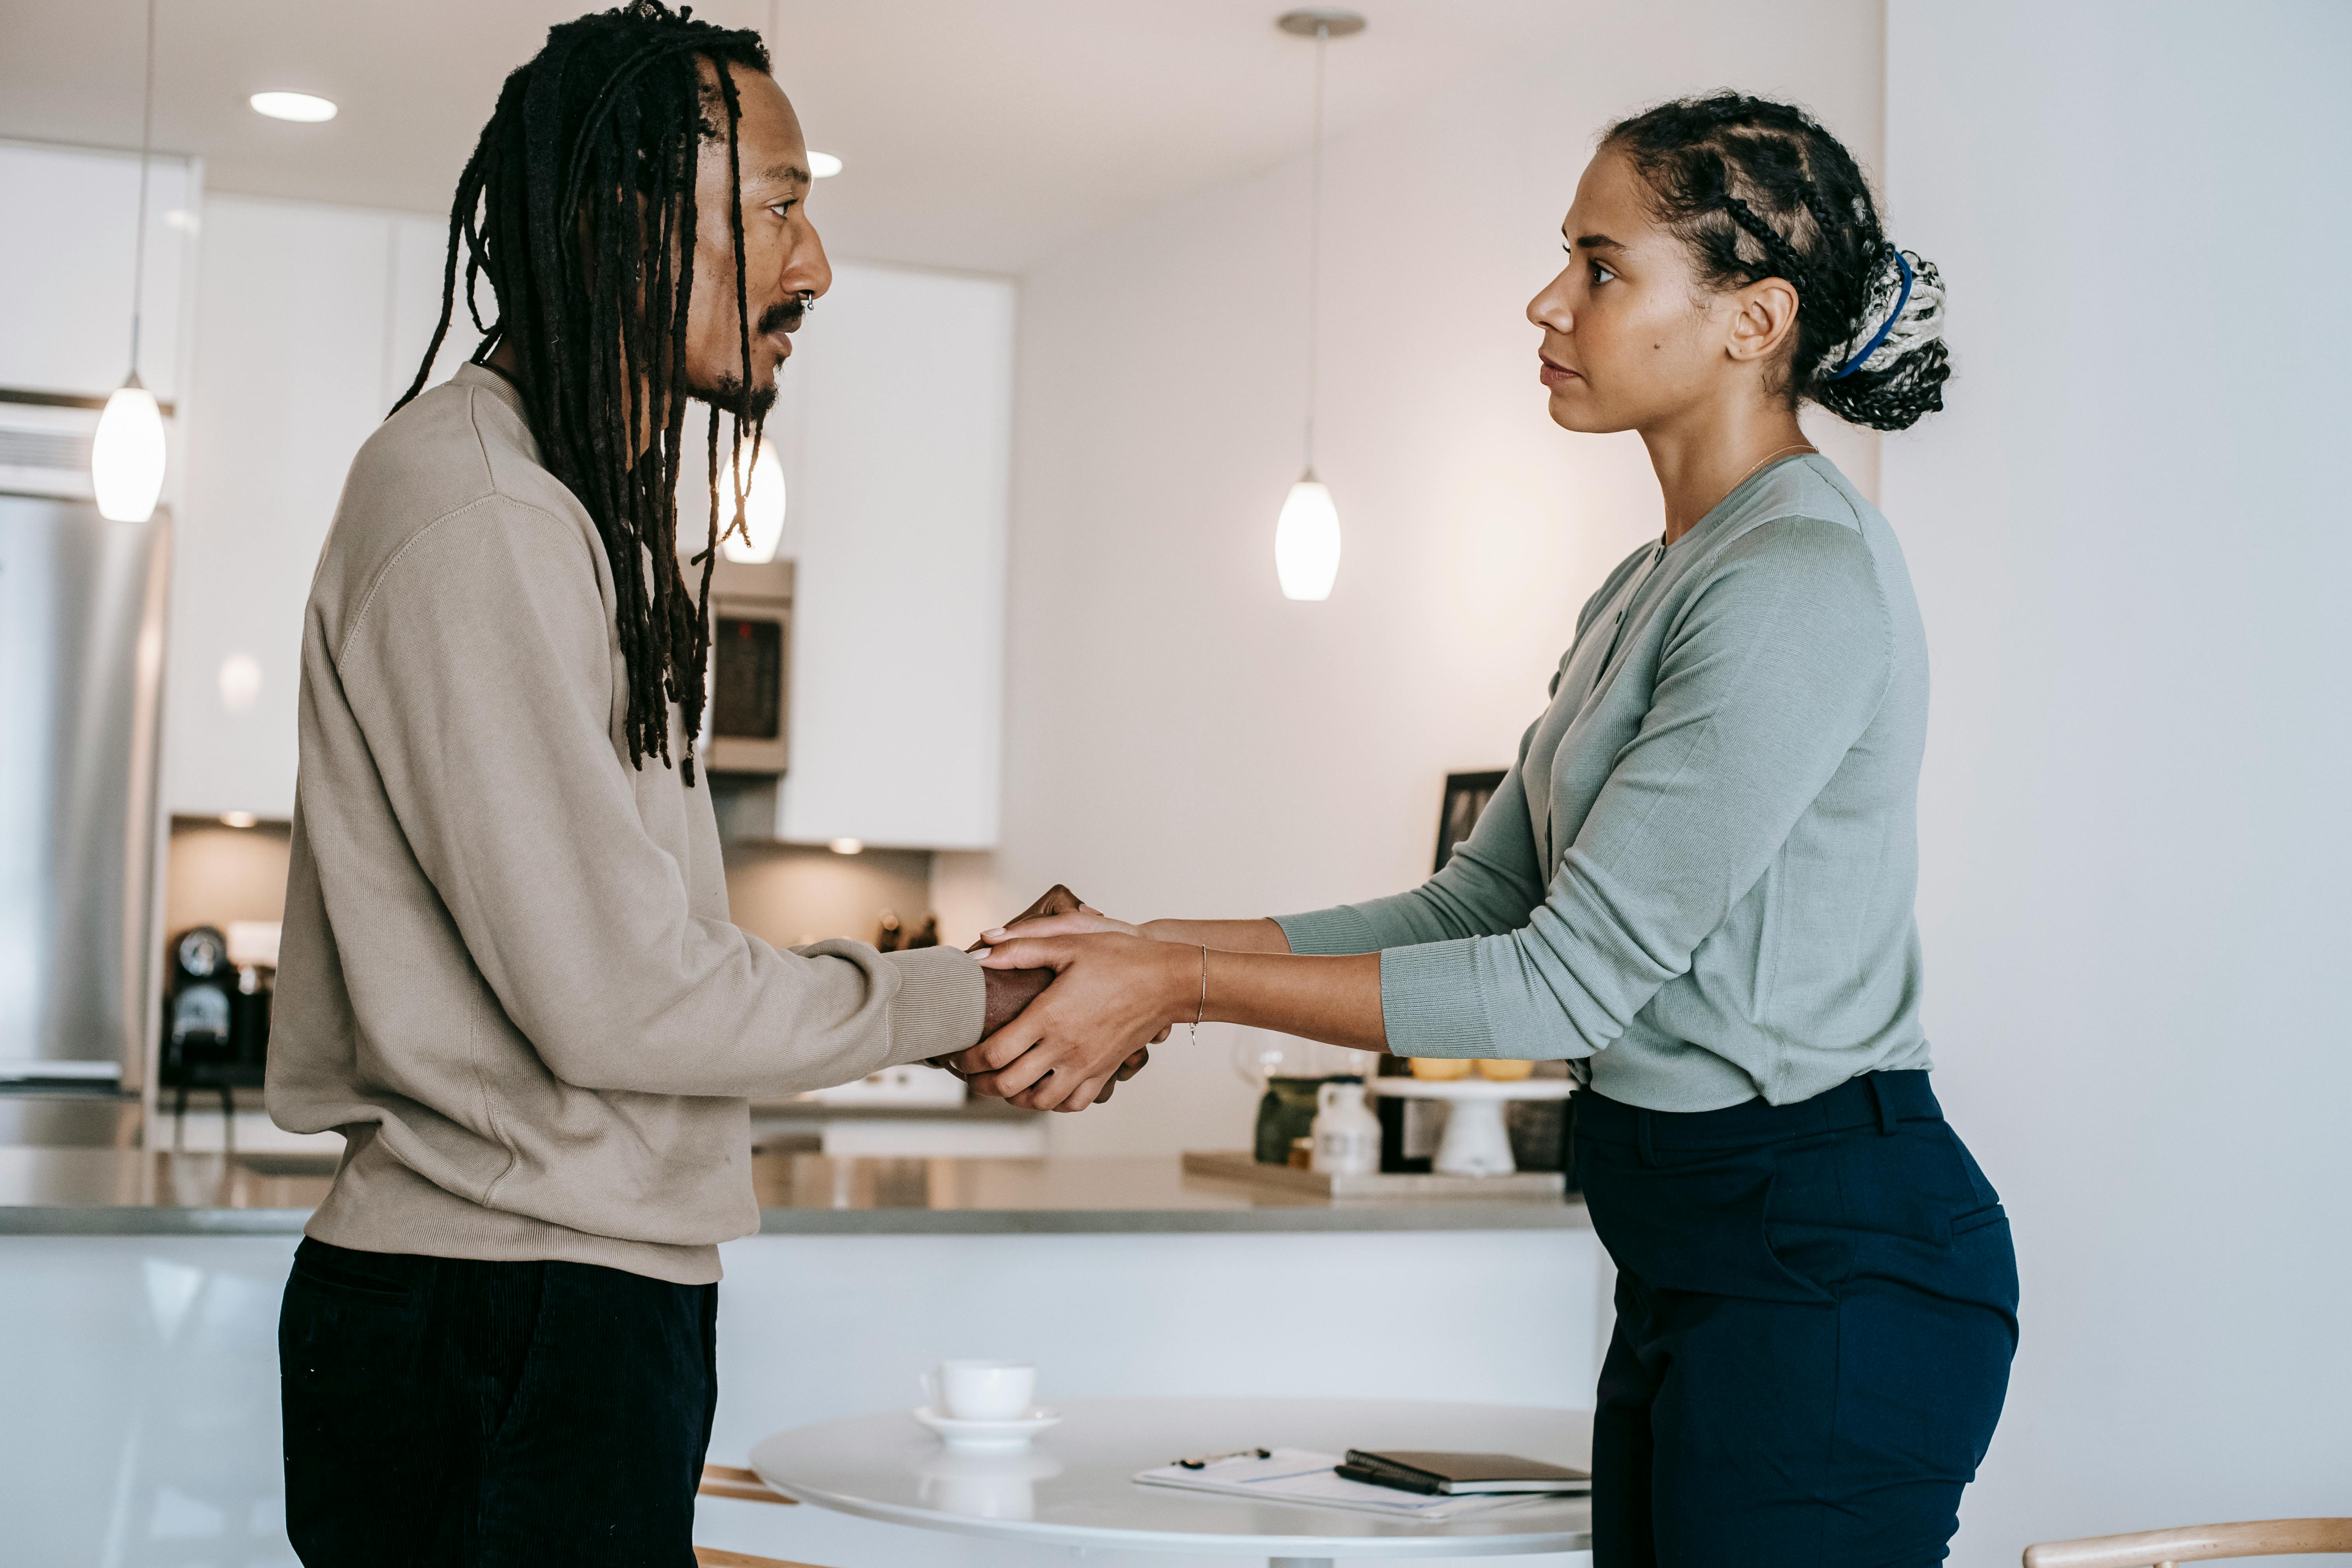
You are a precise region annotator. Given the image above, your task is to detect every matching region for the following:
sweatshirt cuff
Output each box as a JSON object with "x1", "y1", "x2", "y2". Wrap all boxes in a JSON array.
[
  {"x1": 1377, "y1": 940, "x2": 1501, "y2": 1058},
  {"x1": 1274, "y1": 905, "x2": 1384, "y2": 956},
  {"x1": 879, "y1": 946, "x2": 987, "y2": 1064}
]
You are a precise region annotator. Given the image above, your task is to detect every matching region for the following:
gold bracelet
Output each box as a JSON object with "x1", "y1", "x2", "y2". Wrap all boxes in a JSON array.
[{"x1": 1191, "y1": 945, "x2": 1209, "y2": 1045}]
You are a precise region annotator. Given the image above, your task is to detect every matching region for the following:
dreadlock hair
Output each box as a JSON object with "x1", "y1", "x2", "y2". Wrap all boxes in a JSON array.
[
  {"x1": 391, "y1": 0, "x2": 775, "y2": 783},
  {"x1": 1602, "y1": 93, "x2": 1951, "y2": 432}
]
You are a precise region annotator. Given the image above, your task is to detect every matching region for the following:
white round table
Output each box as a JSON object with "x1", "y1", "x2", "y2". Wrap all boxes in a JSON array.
[
  {"x1": 750, "y1": 1396, "x2": 1592, "y2": 1568},
  {"x1": 1368, "y1": 1077, "x2": 1577, "y2": 1176}
]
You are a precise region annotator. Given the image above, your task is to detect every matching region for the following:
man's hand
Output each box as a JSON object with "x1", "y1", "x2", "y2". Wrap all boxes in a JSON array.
[
  {"x1": 940, "y1": 886, "x2": 1155, "y2": 1103},
  {"x1": 951, "y1": 933, "x2": 1191, "y2": 1112},
  {"x1": 982, "y1": 964, "x2": 1052, "y2": 1037},
  {"x1": 967, "y1": 884, "x2": 1087, "y2": 952}
]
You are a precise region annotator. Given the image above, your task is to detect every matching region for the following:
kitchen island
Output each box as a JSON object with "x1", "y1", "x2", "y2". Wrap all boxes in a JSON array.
[{"x1": 2, "y1": 1149, "x2": 1603, "y2": 1568}]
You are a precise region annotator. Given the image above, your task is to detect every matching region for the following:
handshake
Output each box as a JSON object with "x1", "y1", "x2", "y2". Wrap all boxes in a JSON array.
[{"x1": 930, "y1": 884, "x2": 1187, "y2": 1114}]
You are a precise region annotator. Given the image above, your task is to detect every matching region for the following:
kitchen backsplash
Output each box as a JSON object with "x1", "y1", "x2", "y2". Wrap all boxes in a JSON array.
[
  {"x1": 721, "y1": 840, "x2": 937, "y2": 952},
  {"x1": 165, "y1": 815, "x2": 938, "y2": 962}
]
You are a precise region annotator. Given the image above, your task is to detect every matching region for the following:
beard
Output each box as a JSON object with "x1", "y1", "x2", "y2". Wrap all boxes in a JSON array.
[
  {"x1": 692, "y1": 376, "x2": 776, "y2": 419},
  {"x1": 686, "y1": 294, "x2": 804, "y2": 418}
]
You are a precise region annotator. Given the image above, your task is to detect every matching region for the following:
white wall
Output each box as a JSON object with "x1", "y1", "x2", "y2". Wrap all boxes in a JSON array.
[
  {"x1": 1882, "y1": 2, "x2": 2352, "y2": 1561},
  {"x1": 944, "y1": 0, "x2": 1886, "y2": 1155}
]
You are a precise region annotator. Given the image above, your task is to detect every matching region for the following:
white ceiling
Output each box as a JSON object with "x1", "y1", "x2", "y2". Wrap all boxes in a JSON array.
[{"x1": 0, "y1": 0, "x2": 1589, "y2": 275}]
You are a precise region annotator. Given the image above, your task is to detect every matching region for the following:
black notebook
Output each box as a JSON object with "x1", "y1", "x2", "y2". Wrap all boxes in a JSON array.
[{"x1": 1335, "y1": 1450, "x2": 1592, "y2": 1496}]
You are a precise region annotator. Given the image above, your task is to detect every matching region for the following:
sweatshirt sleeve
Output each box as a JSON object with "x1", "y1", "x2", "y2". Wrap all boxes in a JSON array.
[
  {"x1": 1377, "y1": 517, "x2": 1893, "y2": 1058},
  {"x1": 1275, "y1": 722, "x2": 1550, "y2": 955},
  {"x1": 332, "y1": 494, "x2": 983, "y2": 1097}
]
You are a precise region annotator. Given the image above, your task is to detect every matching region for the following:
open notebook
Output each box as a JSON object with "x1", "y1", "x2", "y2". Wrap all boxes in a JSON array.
[{"x1": 1133, "y1": 1449, "x2": 1545, "y2": 1523}]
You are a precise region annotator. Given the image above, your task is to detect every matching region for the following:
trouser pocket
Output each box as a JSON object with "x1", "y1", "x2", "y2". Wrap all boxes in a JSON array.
[
  {"x1": 280, "y1": 1245, "x2": 437, "y2": 1565},
  {"x1": 1576, "y1": 1138, "x2": 1831, "y2": 1303}
]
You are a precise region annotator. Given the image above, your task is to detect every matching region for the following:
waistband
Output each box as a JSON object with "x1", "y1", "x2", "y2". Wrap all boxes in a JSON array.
[{"x1": 1572, "y1": 1071, "x2": 1942, "y2": 1153}]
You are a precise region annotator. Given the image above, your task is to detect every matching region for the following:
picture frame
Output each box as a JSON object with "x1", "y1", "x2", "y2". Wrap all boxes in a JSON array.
[{"x1": 1434, "y1": 769, "x2": 1507, "y2": 873}]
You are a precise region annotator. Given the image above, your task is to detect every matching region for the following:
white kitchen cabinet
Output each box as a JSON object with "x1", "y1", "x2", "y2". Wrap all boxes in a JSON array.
[
  {"x1": 163, "y1": 200, "x2": 464, "y2": 821},
  {"x1": 164, "y1": 203, "x2": 1010, "y2": 848},
  {"x1": 769, "y1": 263, "x2": 1013, "y2": 850},
  {"x1": 0, "y1": 140, "x2": 198, "y2": 405},
  {"x1": 167, "y1": 198, "x2": 391, "y2": 821},
  {"x1": 0, "y1": 142, "x2": 199, "y2": 517}
]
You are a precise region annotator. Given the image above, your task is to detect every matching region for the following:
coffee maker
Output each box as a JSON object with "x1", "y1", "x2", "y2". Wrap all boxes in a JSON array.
[{"x1": 161, "y1": 923, "x2": 274, "y2": 1143}]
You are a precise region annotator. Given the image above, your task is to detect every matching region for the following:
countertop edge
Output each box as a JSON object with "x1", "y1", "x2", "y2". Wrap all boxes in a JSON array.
[
  {"x1": 4, "y1": 1201, "x2": 1589, "y2": 1238},
  {"x1": 755, "y1": 1201, "x2": 1589, "y2": 1235},
  {"x1": 0, "y1": 1207, "x2": 319, "y2": 1237}
]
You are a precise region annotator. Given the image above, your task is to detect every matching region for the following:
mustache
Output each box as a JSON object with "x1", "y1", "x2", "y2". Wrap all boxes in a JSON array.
[{"x1": 757, "y1": 294, "x2": 811, "y2": 336}]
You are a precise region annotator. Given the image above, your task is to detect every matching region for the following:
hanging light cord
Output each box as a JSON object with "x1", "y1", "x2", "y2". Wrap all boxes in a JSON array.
[
  {"x1": 1302, "y1": 20, "x2": 1327, "y2": 473},
  {"x1": 127, "y1": 0, "x2": 157, "y2": 379}
]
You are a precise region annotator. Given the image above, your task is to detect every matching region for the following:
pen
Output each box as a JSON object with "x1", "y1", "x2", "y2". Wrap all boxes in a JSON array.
[{"x1": 1174, "y1": 1446, "x2": 1272, "y2": 1470}]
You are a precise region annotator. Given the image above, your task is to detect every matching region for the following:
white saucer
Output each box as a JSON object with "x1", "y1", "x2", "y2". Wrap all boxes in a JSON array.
[{"x1": 912, "y1": 1405, "x2": 1063, "y2": 1452}]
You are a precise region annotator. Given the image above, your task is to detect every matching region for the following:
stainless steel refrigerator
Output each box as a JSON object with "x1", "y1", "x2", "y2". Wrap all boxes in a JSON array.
[{"x1": 0, "y1": 493, "x2": 171, "y2": 1102}]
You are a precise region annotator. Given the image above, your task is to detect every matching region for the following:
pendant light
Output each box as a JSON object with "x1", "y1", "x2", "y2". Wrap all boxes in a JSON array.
[
  {"x1": 93, "y1": 0, "x2": 167, "y2": 523},
  {"x1": 1271, "y1": 9, "x2": 1362, "y2": 602},
  {"x1": 719, "y1": 443, "x2": 788, "y2": 563}
]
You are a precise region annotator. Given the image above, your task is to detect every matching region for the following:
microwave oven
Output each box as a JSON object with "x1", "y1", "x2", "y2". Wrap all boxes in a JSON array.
[{"x1": 703, "y1": 556, "x2": 793, "y2": 774}]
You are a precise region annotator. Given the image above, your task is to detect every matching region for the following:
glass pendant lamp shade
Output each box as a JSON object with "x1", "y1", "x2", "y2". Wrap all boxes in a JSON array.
[
  {"x1": 97, "y1": 0, "x2": 166, "y2": 522},
  {"x1": 1275, "y1": 472, "x2": 1341, "y2": 601},
  {"x1": 1270, "y1": 11, "x2": 1360, "y2": 601},
  {"x1": 719, "y1": 443, "x2": 788, "y2": 563},
  {"x1": 93, "y1": 376, "x2": 167, "y2": 522}
]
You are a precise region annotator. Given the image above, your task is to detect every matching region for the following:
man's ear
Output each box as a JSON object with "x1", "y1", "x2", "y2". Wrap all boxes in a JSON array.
[{"x1": 1726, "y1": 277, "x2": 1801, "y2": 366}]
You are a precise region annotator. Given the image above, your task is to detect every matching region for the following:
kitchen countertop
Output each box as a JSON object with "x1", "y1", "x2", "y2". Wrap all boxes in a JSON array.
[{"x1": 0, "y1": 1147, "x2": 1588, "y2": 1237}]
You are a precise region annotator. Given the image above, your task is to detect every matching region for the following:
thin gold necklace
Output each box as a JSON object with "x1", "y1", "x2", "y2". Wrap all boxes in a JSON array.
[
  {"x1": 1668, "y1": 441, "x2": 1820, "y2": 546},
  {"x1": 1730, "y1": 440, "x2": 1818, "y2": 492}
]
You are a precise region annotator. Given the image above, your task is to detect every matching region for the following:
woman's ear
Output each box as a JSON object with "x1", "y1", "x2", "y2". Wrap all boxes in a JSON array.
[{"x1": 1726, "y1": 277, "x2": 1802, "y2": 367}]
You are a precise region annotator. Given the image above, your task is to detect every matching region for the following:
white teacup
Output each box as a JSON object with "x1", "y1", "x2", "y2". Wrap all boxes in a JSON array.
[{"x1": 922, "y1": 1359, "x2": 1036, "y2": 1423}]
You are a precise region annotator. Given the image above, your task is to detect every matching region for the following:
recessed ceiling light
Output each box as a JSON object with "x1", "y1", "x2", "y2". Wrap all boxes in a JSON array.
[
  {"x1": 250, "y1": 91, "x2": 337, "y2": 123},
  {"x1": 221, "y1": 811, "x2": 258, "y2": 829},
  {"x1": 829, "y1": 838, "x2": 864, "y2": 855},
  {"x1": 808, "y1": 150, "x2": 842, "y2": 178}
]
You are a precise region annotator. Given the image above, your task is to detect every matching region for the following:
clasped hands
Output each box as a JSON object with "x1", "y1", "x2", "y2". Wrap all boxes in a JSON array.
[{"x1": 936, "y1": 885, "x2": 1194, "y2": 1113}]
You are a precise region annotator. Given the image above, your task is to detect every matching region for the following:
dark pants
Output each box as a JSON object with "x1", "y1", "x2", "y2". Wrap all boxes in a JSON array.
[
  {"x1": 1572, "y1": 1072, "x2": 2018, "y2": 1568},
  {"x1": 279, "y1": 1238, "x2": 719, "y2": 1567}
]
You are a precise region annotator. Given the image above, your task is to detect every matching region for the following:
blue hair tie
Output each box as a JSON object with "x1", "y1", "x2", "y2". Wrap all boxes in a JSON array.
[{"x1": 1828, "y1": 249, "x2": 1914, "y2": 380}]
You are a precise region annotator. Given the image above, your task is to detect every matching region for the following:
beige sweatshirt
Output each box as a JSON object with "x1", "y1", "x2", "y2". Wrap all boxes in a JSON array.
[{"x1": 267, "y1": 365, "x2": 984, "y2": 1284}]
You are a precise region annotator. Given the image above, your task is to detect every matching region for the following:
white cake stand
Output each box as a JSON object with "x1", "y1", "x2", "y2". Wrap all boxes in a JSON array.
[{"x1": 1366, "y1": 1077, "x2": 1575, "y2": 1176}]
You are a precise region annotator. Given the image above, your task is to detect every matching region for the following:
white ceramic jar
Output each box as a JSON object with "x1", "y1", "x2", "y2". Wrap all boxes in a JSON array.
[{"x1": 1310, "y1": 1080, "x2": 1381, "y2": 1176}]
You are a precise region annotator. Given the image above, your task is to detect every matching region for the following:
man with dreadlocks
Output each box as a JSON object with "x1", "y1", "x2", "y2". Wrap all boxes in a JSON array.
[{"x1": 263, "y1": 5, "x2": 1103, "y2": 1560}]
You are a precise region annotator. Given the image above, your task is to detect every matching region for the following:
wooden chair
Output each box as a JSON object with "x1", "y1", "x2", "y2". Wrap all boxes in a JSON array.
[
  {"x1": 2024, "y1": 1519, "x2": 2352, "y2": 1568},
  {"x1": 699, "y1": 1464, "x2": 800, "y2": 1507},
  {"x1": 693, "y1": 1463, "x2": 826, "y2": 1568}
]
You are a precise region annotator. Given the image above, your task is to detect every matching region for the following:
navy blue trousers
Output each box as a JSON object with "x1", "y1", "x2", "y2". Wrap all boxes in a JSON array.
[
  {"x1": 279, "y1": 1239, "x2": 718, "y2": 1566},
  {"x1": 1573, "y1": 1072, "x2": 2018, "y2": 1568}
]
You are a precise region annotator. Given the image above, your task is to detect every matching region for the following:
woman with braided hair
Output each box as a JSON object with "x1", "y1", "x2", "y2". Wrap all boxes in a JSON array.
[{"x1": 955, "y1": 93, "x2": 2014, "y2": 1565}]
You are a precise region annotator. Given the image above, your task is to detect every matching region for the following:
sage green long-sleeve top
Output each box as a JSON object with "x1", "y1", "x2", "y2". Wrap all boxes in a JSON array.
[{"x1": 1276, "y1": 455, "x2": 1933, "y2": 1113}]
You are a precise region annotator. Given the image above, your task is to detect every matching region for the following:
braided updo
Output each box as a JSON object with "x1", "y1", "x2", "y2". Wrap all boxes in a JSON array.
[{"x1": 1602, "y1": 92, "x2": 1949, "y2": 432}]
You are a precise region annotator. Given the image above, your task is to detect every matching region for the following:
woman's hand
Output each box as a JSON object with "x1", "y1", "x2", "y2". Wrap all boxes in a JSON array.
[
  {"x1": 979, "y1": 909, "x2": 1141, "y2": 943},
  {"x1": 955, "y1": 886, "x2": 1158, "y2": 1092},
  {"x1": 952, "y1": 934, "x2": 1193, "y2": 1112}
]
